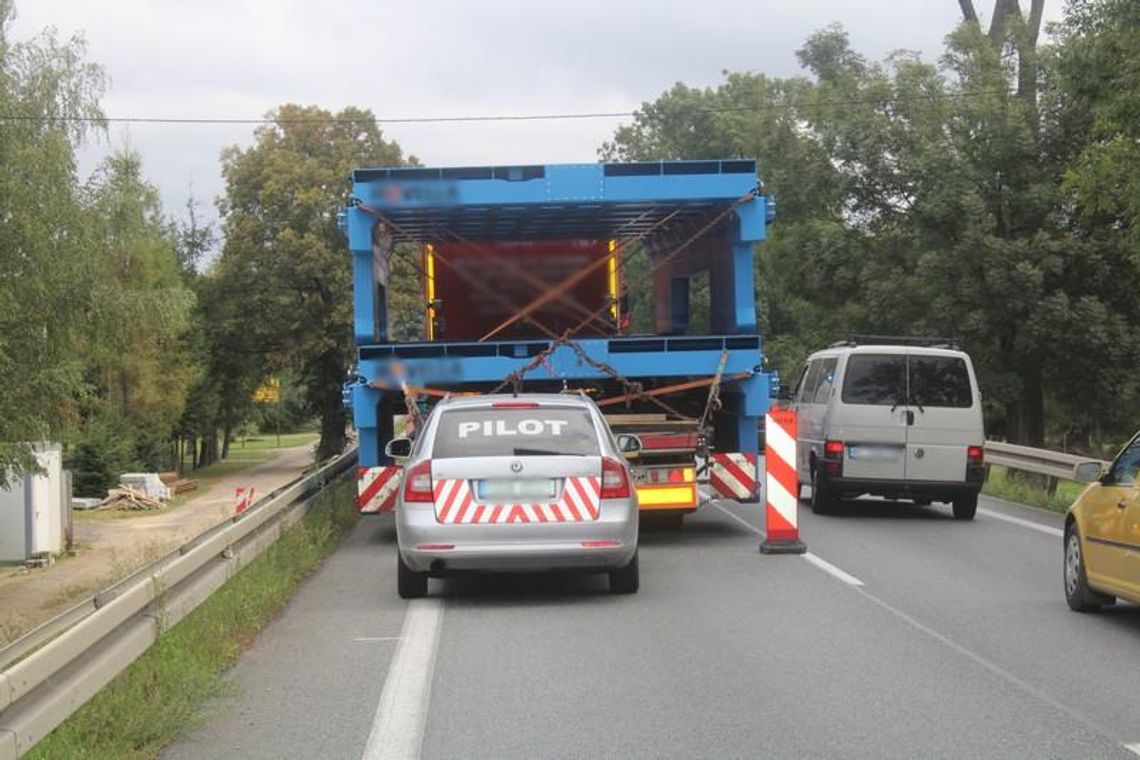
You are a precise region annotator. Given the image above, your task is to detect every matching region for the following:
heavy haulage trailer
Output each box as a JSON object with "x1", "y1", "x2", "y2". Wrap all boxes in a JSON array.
[{"x1": 341, "y1": 160, "x2": 779, "y2": 526}]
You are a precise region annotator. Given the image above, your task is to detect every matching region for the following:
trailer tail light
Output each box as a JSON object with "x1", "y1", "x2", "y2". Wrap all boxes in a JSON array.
[
  {"x1": 492, "y1": 401, "x2": 539, "y2": 409},
  {"x1": 967, "y1": 445, "x2": 984, "y2": 465},
  {"x1": 824, "y1": 440, "x2": 845, "y2": 457},
  {"x1": 600, "y1": 458, "x2": 631, "y2": 499},
  {"x1": 403, "y1": 461, "x2": 434, "y2": 502}
]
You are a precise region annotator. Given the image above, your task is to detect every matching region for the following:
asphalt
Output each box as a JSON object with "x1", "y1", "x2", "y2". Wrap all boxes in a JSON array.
[{"x1": 163, "y1": 491, "x2": 1140, "y2": 759}]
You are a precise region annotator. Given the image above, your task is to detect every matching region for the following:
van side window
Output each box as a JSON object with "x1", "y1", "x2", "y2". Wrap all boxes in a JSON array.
[
  {"x1": 812, "y1": 358, "x2": 838, "y2": 404},
  {"x1": 798, "y1": 360, "x2": 824, "y2": 405},
  {"x1": 909, "y1": 355, "x2": 972, "y2": 408},
  {"x1": 841, "y1": 354, "x2": 905, "y2": 406},
  {"x1": 793, "y1": 362, "x2": 812, "y2": 404}
]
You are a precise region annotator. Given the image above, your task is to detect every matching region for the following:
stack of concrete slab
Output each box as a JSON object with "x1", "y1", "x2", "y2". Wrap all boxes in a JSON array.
[{"x1": 118, "y1": 473, "x2": 171, "y2": 502}]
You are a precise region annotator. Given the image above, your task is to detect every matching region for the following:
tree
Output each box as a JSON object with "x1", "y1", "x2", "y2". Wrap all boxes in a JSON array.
[
  {"x1": 217, "y1": 105, "x2": 411, "y2": 460},
  {"x1": 0, "y1": 1, "x2": 105, "y2": 484}
]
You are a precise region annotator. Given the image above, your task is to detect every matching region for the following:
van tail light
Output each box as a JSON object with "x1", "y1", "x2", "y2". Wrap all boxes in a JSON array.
[
  {"x1": 600, "y1": 458, "x2": 631, "y2": 499},
  {"x1": 967, "y1": 445, "x2": 984, "y2": 465},
  {"x1": 403, "y1": 461, "x2": 434, "y2": 502},
  {"x1": 824, "y1": 440, "x2": 845, "y2": 458}
]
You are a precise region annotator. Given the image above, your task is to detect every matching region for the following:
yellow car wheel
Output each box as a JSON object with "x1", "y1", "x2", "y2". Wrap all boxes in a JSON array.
[{"x1": 1064, "y1": 524, "x2": 1114, "y2": 612}]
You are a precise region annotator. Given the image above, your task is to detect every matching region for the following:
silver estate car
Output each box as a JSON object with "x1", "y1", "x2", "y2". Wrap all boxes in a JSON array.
[{"x1": 386, "y1": 393, "x2": 640, "y2": 598}]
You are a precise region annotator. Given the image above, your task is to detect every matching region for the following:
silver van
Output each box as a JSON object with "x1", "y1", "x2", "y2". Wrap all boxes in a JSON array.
[{"x1": 793, "y1": 340, "x2": 985, "y2": 520}]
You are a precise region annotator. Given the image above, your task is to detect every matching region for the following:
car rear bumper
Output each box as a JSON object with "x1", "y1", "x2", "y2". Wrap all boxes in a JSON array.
[
  {"x1": 396, "y1": 502, "x2": 638, "y2": 574},
  {"x1": 821, "y1": 473, "x2": 983, "y2": 500}
]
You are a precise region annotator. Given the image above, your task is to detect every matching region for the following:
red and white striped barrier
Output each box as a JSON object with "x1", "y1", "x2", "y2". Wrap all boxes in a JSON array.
[
  {"x1": 234, "y1": 487, "x2": 255, "y2": 515},
  {"x1": 710, "y1": 452, "x2": 758, "y2": 501},
  {"x1": 357, "y1": 466, "x2": 403, "y2": 514},
  {"x1": 433, "y1": 476, "x2": 601, "y2": 524},
  {"x1": 760, "y1": 409, "x2": 807, "y2": 554}
]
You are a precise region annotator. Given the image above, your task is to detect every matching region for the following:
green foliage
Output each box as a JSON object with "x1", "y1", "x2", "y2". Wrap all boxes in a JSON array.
[
  {"x1": 69, "y1": 414, "x2": 136, "y2": 497},
  {"x1": 28, "y1": 477, "x2": 357, "y2": 760},
  {"x1": 603, "y1": 14, "x2": 1140, "y2": 446},
  {"x1": 216, "y1": 105, "x2": 412, "y2": 460}
]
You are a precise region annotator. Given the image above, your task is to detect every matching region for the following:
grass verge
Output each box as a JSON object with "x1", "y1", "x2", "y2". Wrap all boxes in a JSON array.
[
  {"x1": 982, "y1": 464, "x2": 1086, "y2": 513},
  {"x1": 27, "y1": 476, "x2": 358, "y2": 760}
]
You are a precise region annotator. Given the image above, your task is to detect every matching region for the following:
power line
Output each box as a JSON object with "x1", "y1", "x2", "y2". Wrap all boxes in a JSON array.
[{"x1": 0, "y1": 90, "x2": 1011, "y2": 127}]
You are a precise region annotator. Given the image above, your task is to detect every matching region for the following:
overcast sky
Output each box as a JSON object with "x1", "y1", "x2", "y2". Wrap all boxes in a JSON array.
[{"x1": 12, "y1": 0, "x2": 1064, "y2": 234}]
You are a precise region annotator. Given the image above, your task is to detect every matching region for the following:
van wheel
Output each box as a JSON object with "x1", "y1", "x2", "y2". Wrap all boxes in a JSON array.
[
  {"x1": 609, "y1": 552, "x2": 639, "y2": 594},
  {"x1": 951, "y1": 493, "x2": 978, "y2": 521},
  {"x1": 810, "y1": 468, "x2": 836, "y2": 515},
  {"x1": 398, "y1": 553, "x2": 428, "y2": 599},
  {"x1": 1064, "y1": 525, "x2": 1113, "y2": 612}
]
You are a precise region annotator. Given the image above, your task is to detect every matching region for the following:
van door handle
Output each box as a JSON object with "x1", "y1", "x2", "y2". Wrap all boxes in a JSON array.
[{"x1": 905, "y1": 411, "x2": 915, "y2": 426}]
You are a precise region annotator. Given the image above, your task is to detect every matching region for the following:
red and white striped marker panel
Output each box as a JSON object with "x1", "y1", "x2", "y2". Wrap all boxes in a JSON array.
[
  {"x1": 235, "y1": 486, "x2": 255, "y2": 514},
  {"x1": 710, "y1": 452, "x2": 758, "y2": 500},
  {"x1": 433, "y1": 476, "x2": 601, "y2": 524},
  {"x1": 765, "y1": 410, "x2": 800, "y2": 542},
  {"x1": 357, "y1": 466, "x2": 402, "y2": 513}
]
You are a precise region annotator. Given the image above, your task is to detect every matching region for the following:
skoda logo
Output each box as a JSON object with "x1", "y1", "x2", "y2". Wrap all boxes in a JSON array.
[{"x1": 511, "y1": 460, "x2": 523, "y2": 473}]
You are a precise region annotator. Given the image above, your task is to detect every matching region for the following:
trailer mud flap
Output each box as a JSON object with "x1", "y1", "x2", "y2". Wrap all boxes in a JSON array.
[
  {"x1": 357, "y1": 466, "x2": 402, "y2": 513},
  {"x1": 709, "y1": 452, "x2": 758, "y2": 501}
]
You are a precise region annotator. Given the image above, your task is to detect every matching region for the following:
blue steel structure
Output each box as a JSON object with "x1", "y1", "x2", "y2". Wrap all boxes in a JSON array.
[{"x1": 341, "y1": 160, "x2": 777, "y2": 496}]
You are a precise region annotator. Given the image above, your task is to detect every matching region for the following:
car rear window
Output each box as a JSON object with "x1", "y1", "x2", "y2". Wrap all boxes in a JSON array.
[
  {"x1": 909, "y1": 355, "x2": 973, "y2": 408},
  {"x1": 841, "y1": 354, "x2": 905, "y2": 405},
  {"x1": 431, "y1": 407, "x2": 600, "y2": 459}
]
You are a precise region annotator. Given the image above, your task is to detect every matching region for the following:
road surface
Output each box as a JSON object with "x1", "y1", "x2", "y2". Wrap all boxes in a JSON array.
[{"x1": 164, "y1": 492, "x2": 1140, "y2": 759}]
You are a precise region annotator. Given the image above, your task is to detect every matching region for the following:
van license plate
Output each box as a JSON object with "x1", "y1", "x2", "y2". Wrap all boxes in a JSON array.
[
  {"x1": 477, "y1": 479, "x2": 556, "y2": 500},
  {"x1": 847, "y1": 445, "x2": 900, "y2": 461}
]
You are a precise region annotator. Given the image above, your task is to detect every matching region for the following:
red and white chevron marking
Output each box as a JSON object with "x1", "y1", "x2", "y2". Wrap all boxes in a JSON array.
[
  {"x1": 710, "y1": 452, "x2": 758, "y2": 500},
  {"x1": 357, "y1": 466, "x2": 402, "y2": 513},
  {"x1": 433, "y1": 476, "x2": 601, "y2": 524},
  {"x1": 764, "y1": 410, "x2": 800, "y2": 543}
]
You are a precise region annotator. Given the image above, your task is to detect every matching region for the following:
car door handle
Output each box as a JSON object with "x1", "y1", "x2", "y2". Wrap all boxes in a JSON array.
[{"x1": 1119, "y1": 500, "x2": 1129, "y2": 509}]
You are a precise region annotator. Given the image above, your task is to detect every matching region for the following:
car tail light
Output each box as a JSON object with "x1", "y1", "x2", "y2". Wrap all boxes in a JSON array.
[
  {"x1": 492, "y1": 401, "x2": 539, "y2": 409},
  {"x1": 824, "y1": 440, "x2": 845, "y2": 457},
  {"x1": 417, "y1": 543, "x2": 454, "y2": 551},
  {"x1": 967, "y1": 445, "x2": 984, "y2": 465},
  {"x1": 581, "y1": 540, "x2": 620, "y2": 548},
  {"x1": 403, "y1": 460, "x2": 434, "y2": 502},
  {"x1": 600, "y1": 457, "x2": 631, "y2": 499}
]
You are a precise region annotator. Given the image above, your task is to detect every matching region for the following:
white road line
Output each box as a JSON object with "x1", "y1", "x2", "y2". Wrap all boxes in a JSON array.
[
  {"x1": 353, "y1": 637, "x2": 403, "y2": 643},
  {"x1": 978, "y1": 507, "x2": 1064, "y2": 538},
  {"x1": 803, "y1": 552, "x2": 865, "y2": 586},
  {"x1": 709, "y1": 502, "x2": 866, "y2": 587},
  {"x1": 709, "y1": 500, "x2": 765, "y2": 537},
  {"x1": 852, "y1": 584, "x2": 1122, "y2": 750},
  {"x1": 362, "y1": 599, "x2": 443, "y2": 760},
  {"x1": 1124, "y1": 743, "x2": 1140, "y2": 757}
]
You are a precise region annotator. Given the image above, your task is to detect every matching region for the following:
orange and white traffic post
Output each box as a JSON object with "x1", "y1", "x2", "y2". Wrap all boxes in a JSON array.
[{"x1": 760, "y1": 409, "x2": 807, "y2": 554}]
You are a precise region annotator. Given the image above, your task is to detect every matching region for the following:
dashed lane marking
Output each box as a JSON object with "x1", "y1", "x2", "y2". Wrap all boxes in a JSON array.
[
  {"x1": 709, "y1": 501, "x2": 865, "y2": 587},
  {"x1": 361, "y1": 599, "x2": 443, "y2": 760},
  {"x1": 1124, "y1": 743, "x2": 1140, "y2": 757},
  {"x1": 353, "y1": 637, "x2": 403, "y2": 643},
  {"x1": 802, "y1": 552, "x2": 865, "y2": 586},
  {"x1": 978, "y1": 507, "x2": 1064, "y2": 538}
]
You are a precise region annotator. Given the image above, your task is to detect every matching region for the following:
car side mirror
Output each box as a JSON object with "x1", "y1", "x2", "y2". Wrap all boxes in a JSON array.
[
  {"x1": 776, "y1": 383, "x2": 792, "y2": 401},
  {"x1": 615, "y1": 434, "x2": 643, "y2": 459},
  {"x1": 1073, "y1": 461, "x2": 1103, "y2": 484},
  {"x1": 384, "y1": 437, "x2": 413, "y2": 461}
]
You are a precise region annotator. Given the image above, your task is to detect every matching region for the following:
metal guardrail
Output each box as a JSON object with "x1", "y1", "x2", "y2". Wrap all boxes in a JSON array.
[
  {"x1": 0, "y1": 447, "x2": 357, "y2": 759},
  {"x1": 983, "y1": 441, "x2": 1108, "y2": 483}
]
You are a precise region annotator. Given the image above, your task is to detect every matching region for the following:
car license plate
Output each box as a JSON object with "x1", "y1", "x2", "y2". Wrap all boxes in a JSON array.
[
  {"x1": 477, "y1": 479, "x2": 556, "y2": 500},
  {"x1": 847, "y1": 445, "x2": 901, "y2": 461}
]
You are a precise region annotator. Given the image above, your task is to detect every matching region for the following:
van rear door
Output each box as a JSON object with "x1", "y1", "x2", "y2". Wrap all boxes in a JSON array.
[
  {"x1": 836, "y1": 354, "x2": 908, "y2": 481},
  {"x1": 903, "y1": 353, "x2": 979, "y2": 484}
]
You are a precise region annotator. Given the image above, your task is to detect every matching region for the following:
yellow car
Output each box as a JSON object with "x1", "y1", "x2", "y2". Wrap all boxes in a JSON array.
[{"x1": 1064, "y1": 432, "x2": 1140, "y2": 611}]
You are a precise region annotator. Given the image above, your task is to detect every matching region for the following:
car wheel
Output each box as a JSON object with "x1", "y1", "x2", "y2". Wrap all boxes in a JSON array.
[
  {"x1": 609, "y1": 551, "x2": 639, "y2": 594},
  {"x1": 952, "y1": 493, "x2": 977, "y2": 520},
  {"x1": 397, "y1": 552, "x2": 428, "y2": 599},
  {"x1": 810, "y1": 467, "x2": 835, "y2": 515},
  {"x1": 1064, "y1": 524, "x2": 1113, "y2": 612}
]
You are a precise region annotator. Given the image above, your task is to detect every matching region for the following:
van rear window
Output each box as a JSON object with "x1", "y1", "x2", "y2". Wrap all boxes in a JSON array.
[
  {"x1": 909, "y1": 355, "x2": 972, "y2": 408},
  {"x1": 841, "y1": 355, "x2": 905, "y2": 405},
  {"x1": 431, "y1": 407, "x2": 600, "y2": 459}
]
